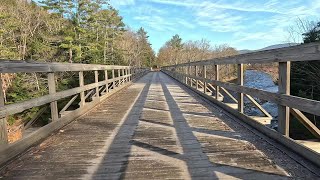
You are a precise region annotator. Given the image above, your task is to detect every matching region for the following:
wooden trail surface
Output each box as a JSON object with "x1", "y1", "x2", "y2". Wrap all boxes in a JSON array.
[{"x1": 0, "y1": 72, "x2": 319, "y2": 179}]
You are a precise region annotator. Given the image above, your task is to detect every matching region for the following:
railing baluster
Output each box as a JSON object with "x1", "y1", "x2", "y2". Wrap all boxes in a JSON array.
[
  {"x1": 203, "y1": 65, "x2": 207, "y2": 94},
  {"x1": 112, "y1": 69, "x2": 115, "y2": 89},
  {"x1": 124, "y1": 69, "x2": 126, "y2": 83},
  {"x1": 0, "y1": 76, "x2": 8, "y2": 145},
  {"x1": 188, "y1": 65, "x2": 191, "y2": 87},
  {"x1": 185, "y1": 66, "x2": 188, "y2": 84},
  {"x1": 118, "y1": 69, "x2": 121, "y2": 86},
  {"x1": 122, "y1": 69, "x2": 125, "y2": 84},
  {"x1": 126, "y1": 68, "x2": 129, "y2": 82},
  {"x1": 94, "y1": 70, "x2": 99, "y2": 99},
  {"x1": 238, "y1": 64, "x2": 244, "y2": 113},
  {"x1": 126, "y1": 68, "x2": 128, "y2": 82},
  {"x1": 79, "y1": 71, "x2": 85, "y2": 107},
  {"x1": 195, "y1": 66, "x2": 198, "y2": 90},
  {"x1": 278, "y1": 61, "x2": 291, "y2": 136},
  {"x1": 105, "y1": 70, "x2": 109, "y2": 93},
  {"x1": 215, "y1": 65, "x2": 220, "y2": 100},
  {"x1": 48, "y1": 73, "x2": 58, "y2": 121}
]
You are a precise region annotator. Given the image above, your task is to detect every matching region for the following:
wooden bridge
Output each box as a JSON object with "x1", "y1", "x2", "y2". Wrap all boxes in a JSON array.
[{"x1": 0, "y1": 43, "x2": 320, "y2": 179}]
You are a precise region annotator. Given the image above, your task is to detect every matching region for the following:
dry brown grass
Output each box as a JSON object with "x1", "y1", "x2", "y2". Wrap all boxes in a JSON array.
[{"x1": 7, "y1": 120, "x2": 23, "y2": 143}]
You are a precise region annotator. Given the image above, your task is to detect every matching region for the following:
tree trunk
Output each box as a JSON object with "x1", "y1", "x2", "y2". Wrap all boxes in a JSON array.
[
  {"x1": 103, "y1": 28, "x2": 108, "y2": 64},
  {"x1": 69, "y1": 48, "x2": 73, "y2": 63}
]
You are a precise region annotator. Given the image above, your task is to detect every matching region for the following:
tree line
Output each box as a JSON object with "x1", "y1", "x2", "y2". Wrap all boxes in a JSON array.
[
  {"x1": 157, "y1": 34, "x2": 237, "y2": 66},
  {"x1": 291, "y1": 20, "x2": 320, "y2": 101},
  {"x1": 0, "y1": 0, "x2": 155, "y2": 66},
  {"x1": 0, "y1": 0, "x2": 155, "y2": 134}
]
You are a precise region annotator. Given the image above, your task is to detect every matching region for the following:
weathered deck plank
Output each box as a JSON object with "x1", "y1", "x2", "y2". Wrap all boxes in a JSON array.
[{"x1": 0, "y1": 72, "x2": 319, "y2": 179}]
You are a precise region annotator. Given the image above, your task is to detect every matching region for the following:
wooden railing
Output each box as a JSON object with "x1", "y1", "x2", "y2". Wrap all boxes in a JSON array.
[
  {"x1": 162, "y1": 42, "x2": 320, "y2": 166},
  {"x1": 0, "y1": 61, "x2": 148, "y2": 165}
]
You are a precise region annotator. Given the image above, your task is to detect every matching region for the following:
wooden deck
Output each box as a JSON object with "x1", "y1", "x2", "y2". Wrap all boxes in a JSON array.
[{"x1": 0, "y1": 72, "x2": 319, "y2": 179}]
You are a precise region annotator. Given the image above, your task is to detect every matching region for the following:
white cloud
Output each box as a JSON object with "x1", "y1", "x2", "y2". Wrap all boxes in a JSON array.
[
  {"x1": 147, "y1": 0, "x2": 197, "y2": 7},
  {"x1": 134, "y1": 15, "x2": 177, "y2": 32},
  {"x1": 176, "y1": 19, "x2": 196, "y2": 29},
  {"x1": 110, "y1": 0, "x2": 135, "y2": 7},
  {"x1": 117, "y1": 0, "x2": 320, "y2": 50}
]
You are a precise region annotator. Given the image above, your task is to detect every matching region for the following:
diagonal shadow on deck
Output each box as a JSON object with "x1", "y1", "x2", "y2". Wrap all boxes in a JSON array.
[{"x1": 86, "y1": 73, "x2": 154, "y2": 179}]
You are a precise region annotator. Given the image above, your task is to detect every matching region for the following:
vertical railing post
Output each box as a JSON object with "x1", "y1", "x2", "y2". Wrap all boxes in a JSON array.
[
  {"x1": 185, "y1": 66, "x2": 188, "y2": 84},
  {"x1": 127, "y1": 68, "x2": 129, "y2": 82},
  {"x1": 122, "y1": 69, "x2": 125, "y2": 84},
  {"x1": 195, "y1": 66, "x2": 198, "y2": 89},
  {"x1": 128, "y1": 67, "x2": 131, "y2": 81},
  {"x1": 105, "y1": 70, "x2": 109, "y2": 93},
  {"x1": 238, "y1": 64, "x2": 244, "y2": 113},
  {"x1": 127, "y1": 68, "x2": 130, "y2": 82},
  {"x1": 118, "y1": 69, "x2": 121, "y2": 86},
  {"x1": 203, "y1": 65, "x2": 207, "y2": 94},
  {"x1": 48, "y1": 73, "x2": 58, "y2": 121},
  {"x1": 215, "y1": 65, "x2": 220, "y2": 100},
  {"x1": 278, "y1": 61, "x2": 291, "y2": 136},
  {"x1": 0, "y1": 76, "x2": 8, "y2": 145},
  {"x1": 79, "y1": 71, "x2": 85, "y2": 107},
  {"x1": 112, "y1": 69, "x2": 115, "y2": 89},
  {"x1": 188, "y1": 65, "x2": 191, "y2": 87},
  {"x1": 94, "y1": 70, "x2": 99, "y2": 99}
]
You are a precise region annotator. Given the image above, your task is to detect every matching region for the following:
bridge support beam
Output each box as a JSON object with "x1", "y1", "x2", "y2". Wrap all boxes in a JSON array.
[
  {"x1": 278, "y1": 61, "x2": 291, "y2": 136},
  {"x1": 238, "y1": 64, "x2": 244, "y2": 113},
  {"x1": 48, "y1": 73, "x2": 58, "y2": 121},
  {"x1": 0, "y1": 76, "x2": 8, "y2": 145}
]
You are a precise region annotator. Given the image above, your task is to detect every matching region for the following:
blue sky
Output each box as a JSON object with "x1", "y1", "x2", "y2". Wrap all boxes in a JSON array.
[{"x1": 110, "y1": 0, "x2": 320, "y2": 52}]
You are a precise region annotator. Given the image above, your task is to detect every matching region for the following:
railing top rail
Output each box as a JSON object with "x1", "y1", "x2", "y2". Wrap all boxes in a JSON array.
[
  {"x1": 164, "y1": 42, "x2": 320, "y2": 67},
  {"x1": 0, "y1": 60, "x2": 135, "y2": 73}
]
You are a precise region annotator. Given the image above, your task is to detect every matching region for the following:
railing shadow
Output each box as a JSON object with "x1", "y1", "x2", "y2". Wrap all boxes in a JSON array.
[
  {"x1": 89, "y1": 72, "x2": 153, "y2": 179},
  {"x1": 89, "y1": 71, "x2": 290, "y2": 179}
]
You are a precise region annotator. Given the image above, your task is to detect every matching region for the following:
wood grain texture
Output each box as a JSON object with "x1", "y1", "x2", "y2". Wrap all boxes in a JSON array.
[
  {"x1": 95, "y1": 70, "x2": 99, "y2": 98},
  {"x1": 48, "y1": 73, "x2": 58, "y2": 121},
  {"x1": 0, "y1": 60, "x2": 131, "y2": 73},
  {"x1": 237, "y1": 64, "x2": 244, "y2": 113},
  {"x1": 4, "y1": 72, "x2": 318, "y2": 179},
  {"x1": 163, "y1": 70, "x2": 320, "y2": 168},
  {"x1": 0, "y1": 75, "x2": 132, "y2": 118},
  {"x1": 203, "y1": 65, "x2": 207, "y2": 94},
  {"x1": 164, "y1": 71, "x2": 320, "y2": 117},
  {"x1": 79, "y1": 71, "x2": 85, "y2": 107},
  {"x1": 0, "y1": 76, "x2": 7, "y2": 145},
  {"x1": 278, "y1": 62, "x2": 290, "y2": 136},
  {"x1": 0, "y1": 71, "x2": 149, "y2": 167},
  {"x1": 163, "y1": 42, "x2": 320, "y2": 67},
  {"x1": 290, "y1": 108, "x2": 320, "y2": 139},
  {"x1": 215, "y1": 65, "x2": 219, "y2": 100}
]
